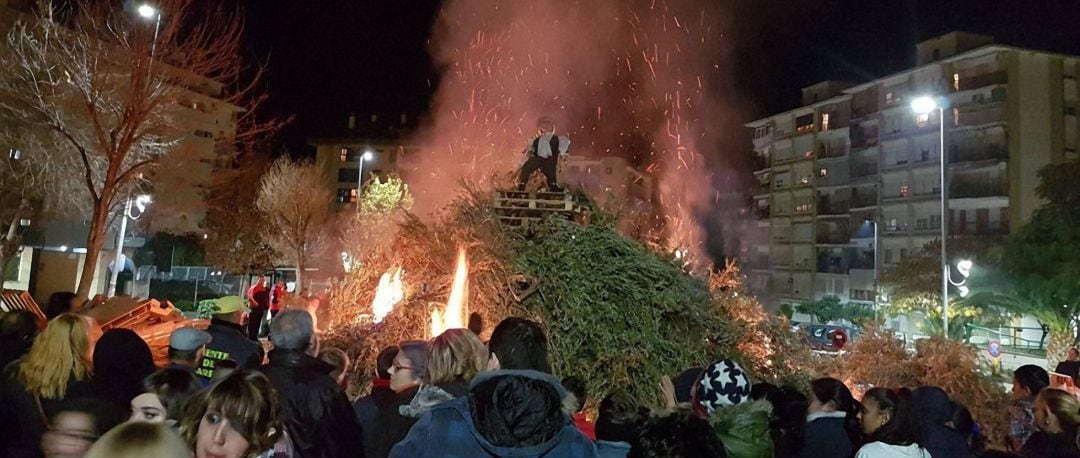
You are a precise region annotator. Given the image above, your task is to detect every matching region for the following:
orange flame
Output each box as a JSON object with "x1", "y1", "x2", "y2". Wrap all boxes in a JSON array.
[
  {"x1": 431, "y1": 247, "x2": 469, "y2": 336},
  {"x1": 371, "y1": 268, "x2": 404, "y2": 324}
]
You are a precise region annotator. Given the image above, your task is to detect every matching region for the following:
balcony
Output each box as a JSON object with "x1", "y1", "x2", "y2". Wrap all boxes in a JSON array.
[
  {"x1": 751, "y1": 155, "x2": 770, "y2": 172},
  {"x1": 850, "y1": 254, "x2": 875, "y2": 270},
  {"x1": 950, "y1": 145, "x2": 1008, "y2": 164},
  {"x1": 882, "y1": 223, "x2": 909, "y2": 235},
  {"x1": 817, "y1": 198, "x2": 851, "y2": 216},
  {"x1": 817, "y1": 254, "x2": 850, "y2": 275},
  {"x1": 851, "y1": 126, "x2": 880, "y2": 149},
  {"x1": 771, "y1": 227, "x2": 792, "y2": 242},
  {"x1": 913, "y1": 220, "x2": 943, "y2": 233},
  {"x1": 817, "y1": 143, "x2": 848, "y2": 159},
  {"x1": 850, "y1": 163, "x2": 879, "y2": 181},
  {"x1": 951, "y1": 178, "x2": 1007, "y2": 199},
  {"x1": 850, "y1": 192, "x2": 878, "y2": 209},
  {"x1": 816, "y1": 230, "x2": 850, "y2": 245},
  {"x1": 753, "y1": 206, "x2": 770, "y2": 219},
  {"x1": 954, "y1": 71, "x2": 1007, "y2": 92},
  {"x1": 954, "y1": 105, "x2": 1007, "y2": 128}
]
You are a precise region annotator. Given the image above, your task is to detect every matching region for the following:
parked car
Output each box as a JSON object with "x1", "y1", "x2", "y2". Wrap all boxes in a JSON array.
[{"x1": 793, "y1": 323, "x2": 861, "y2": 352}]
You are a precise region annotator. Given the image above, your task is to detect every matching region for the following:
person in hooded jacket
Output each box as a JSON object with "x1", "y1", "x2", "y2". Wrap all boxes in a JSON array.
[
  {"x1": 389, "y1": 317, "x2": 596, "y2": 457},
  {"x1": 257, "y1": 309, "x2": 363, "y2": 458},
  {"x1": 91, "y1": 328, "x2": 157, "y2": 410},
  {"x1": 911, "y1": 386, "x2": 974, "y2": 458},
  {"x1": 798, "y1": 377, "x2": 859, "y2": 458},
  {"x1": 389, "y1": 369, "x2": 597, "y2": 457},
  {"x1": 364, "y1": 340, "x2": 429, "y2": 458}
]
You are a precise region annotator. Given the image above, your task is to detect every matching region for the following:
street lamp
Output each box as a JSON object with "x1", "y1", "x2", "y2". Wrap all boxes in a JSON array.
[
  {"x1": 135, "y1": 4, "x2": 162, "y2": 57},
  {"x1": 863, "y1": 219, "x2": 880, "y2": 323},
  {"x1": 355, "y1": 150, "x2": 374, "y2": 214},
  {"x1": 951, "y1": 259, "x2": 973, "y2": 299},
  {"x1": 107, "y1": 194, "x2": 152, "y2": 297},
  {"x1": 911, "y1": 95, "x2": 949, "y2": 335}
]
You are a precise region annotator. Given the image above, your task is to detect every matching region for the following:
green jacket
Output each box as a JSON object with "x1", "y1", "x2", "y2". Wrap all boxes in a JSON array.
[{"x1": 709, "y1": 399, "x2": 775, "y2": 458}]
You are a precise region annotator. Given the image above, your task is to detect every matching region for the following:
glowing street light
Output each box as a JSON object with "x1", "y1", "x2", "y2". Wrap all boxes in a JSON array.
[
  {"x1": 134, "y1": 4, "x2": 162, "y2": 58},
  {"x1": 355, "y1": 150, "x2": 375, "y2": 214},
  {"x1": 136, "y1": 3, "x2": 157, "y2": 18},
  {"x1": 910, "y1": 96, "x2": 939, "y2": 115},
  {"x1": 911, "y1": 94, "x2": 949, "y2": 335}
]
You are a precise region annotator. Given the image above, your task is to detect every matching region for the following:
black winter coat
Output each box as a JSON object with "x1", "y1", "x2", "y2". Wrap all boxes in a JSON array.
[
  {"x1": 258, "y1": 349, "x2": 364, "y2": 458},
  {"x1": 798, "y1": 416, "x2": 853, "y2": 458},
  {"x1": 363, "y1": 385, "x2": 420, "y2": 458},
  {"x1": 1020, "y1": 431, "x2": 1080, "y2": 458}
]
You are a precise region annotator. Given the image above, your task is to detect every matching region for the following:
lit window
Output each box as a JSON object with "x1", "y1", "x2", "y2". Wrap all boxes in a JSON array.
[
  {"x1": 885, "y1": 92, "x2": 896, "y2": 105},
  {"x1": 953, "y1": 73, "x2": 960, "y2": 91},
  {"x1": 916, "y1": 113, "x2": 930, "y2": 127},
  {"x1": 952, "y1": 108, "x2": 960, "y2": 127},
  {"x1": 821, "y1": 113, "x2": 830, "y2": 132},
  {"x1": 819, "y1": 168, "x2": 828, "y2": 177},
  {"x1": 340, "y1": 148, "x2": 348, "y2": 162},
  {"x1": 899, "y1": 185, "x2": 909, "y2": 197}
]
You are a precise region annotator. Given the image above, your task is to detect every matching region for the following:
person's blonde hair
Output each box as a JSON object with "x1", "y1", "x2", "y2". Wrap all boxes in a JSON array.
[
  {"x1": 85, "y1": 422, "x2": 189, "y2": 458},
  {"x1": 425, "y1": 328, "x2": 486, "y2": 386},
  {"x1": 179, "y1": 371, "x2": 282, "y2": 456},
  {"x1": 18, "y1": 313, "x2": 92, "y2": 399},
  {"x1": 1038, "y1": 388, "x2": 1080, "y2": 435}
]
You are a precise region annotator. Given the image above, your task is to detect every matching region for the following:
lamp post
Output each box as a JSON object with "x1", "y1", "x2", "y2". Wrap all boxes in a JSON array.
[
  {"x1": 870, "y1": 220, "x2": 879, "y2": 323},
  {"x1": 107, "y1": 194, "x2": 152, "y2": 297},
  {"x1": 355, "y1": 150, "x2": 374, "y2": 214},
  {"x1": 136, "y1": 4, "x2": 162, "y2": 57},
  {"x1": 911, "y1": 95, "x2": 949, "y2": 335}
]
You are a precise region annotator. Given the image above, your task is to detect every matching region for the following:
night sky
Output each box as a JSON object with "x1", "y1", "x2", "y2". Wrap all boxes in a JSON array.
[{"x1": 243, "y1": 0, "x2": 1080, "y2": 156}]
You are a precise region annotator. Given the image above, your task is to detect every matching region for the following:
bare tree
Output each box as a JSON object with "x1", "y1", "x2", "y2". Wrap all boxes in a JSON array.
[
  {"x1": 0, "y1": 0, "x2": 277, "y2": 299},
  {"x1": 203, "y1": 151, "x2": 277, "y2": 275},
  {"x1": 256, "y1": 158, "x2": 332, "y2": 290},
  {"x1": 0, "y1": 132, "x2": 50, "y2": 278}
]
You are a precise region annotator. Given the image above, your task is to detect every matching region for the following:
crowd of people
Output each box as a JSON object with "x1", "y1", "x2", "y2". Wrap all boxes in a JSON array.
[{"x1": 3, "y1": 292, "x2": 1080, "y2": 458}]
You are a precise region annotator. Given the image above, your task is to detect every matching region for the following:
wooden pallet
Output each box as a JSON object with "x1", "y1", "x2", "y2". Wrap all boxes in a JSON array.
[
  {"x1": 495, "y1": 190, "x2": 574, "y2": 211},
  {"x1": 0, "y1": 289, "x2": 45, "y2": 322}
]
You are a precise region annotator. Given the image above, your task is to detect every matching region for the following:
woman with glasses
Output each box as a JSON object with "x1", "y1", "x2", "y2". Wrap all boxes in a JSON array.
[{"x1": 364, "y1": 339, "x2": 430, "y2": 458}]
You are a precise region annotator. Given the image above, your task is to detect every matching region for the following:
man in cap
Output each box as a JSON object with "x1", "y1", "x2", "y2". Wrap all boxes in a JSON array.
[
  {"x1": 196, "y1": 295, "x2": 264, "y2": 383},
  {"x1": 517, "y1": 115, "x2": 570, "y2": 192},
  {"x1": 168, "y1": 326, "x2": 211, "y2": 385}
]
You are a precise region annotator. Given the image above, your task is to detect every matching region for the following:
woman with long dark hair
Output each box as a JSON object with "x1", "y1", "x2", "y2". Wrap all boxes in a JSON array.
[
  {"x1": 856, "y1": 388, "x2": 930, "y2": 457},
  {"x1": 798, "y1": 377, "x2": 859, "y2": 458}
]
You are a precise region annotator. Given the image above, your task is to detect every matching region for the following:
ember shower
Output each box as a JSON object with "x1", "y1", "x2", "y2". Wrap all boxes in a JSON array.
[{"x1": 403, "y1": 0, "x2": 747, "y2": 261}]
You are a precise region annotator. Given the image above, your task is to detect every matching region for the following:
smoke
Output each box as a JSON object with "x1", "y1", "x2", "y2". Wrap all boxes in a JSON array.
[{"x1": 403, "y1": 0, "x2": 751, "y2": 263}]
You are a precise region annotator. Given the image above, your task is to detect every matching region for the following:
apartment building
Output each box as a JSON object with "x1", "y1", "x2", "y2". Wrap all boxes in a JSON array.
[
  {"x1": 745, "y1": 32, "x2": 1079, "y2": 321},
  {"x1": 310, "y1": 113, "x2": 418, "y2": 207}
]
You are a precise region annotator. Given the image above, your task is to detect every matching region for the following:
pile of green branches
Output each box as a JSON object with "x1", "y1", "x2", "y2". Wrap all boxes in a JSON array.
[{"x1": 323, "y1": 183, "x2": 807, "y2": 407}]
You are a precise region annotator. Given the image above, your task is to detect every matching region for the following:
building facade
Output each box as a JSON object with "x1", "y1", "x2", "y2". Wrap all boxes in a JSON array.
[
  {"x1": 310, "y1": 114, "x2": 417, "y2": 208},
  {"x1": 746, "y1": 32, "x2": 1079, "y2": 326}
]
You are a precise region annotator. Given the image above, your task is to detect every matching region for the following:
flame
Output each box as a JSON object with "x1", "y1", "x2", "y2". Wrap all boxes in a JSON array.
[
  {"x1": 371, "y1": 268, "x2": 404, "y2": 324},
  {"x1": 431, "y1": 247, "x2": 469, "y2": 336}
]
